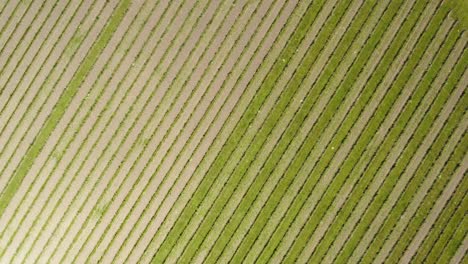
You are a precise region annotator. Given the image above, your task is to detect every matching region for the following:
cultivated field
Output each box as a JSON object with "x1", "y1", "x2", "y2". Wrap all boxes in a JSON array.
[{"x1": 0, "y1": 0, "x2": 466, "y2": 263}]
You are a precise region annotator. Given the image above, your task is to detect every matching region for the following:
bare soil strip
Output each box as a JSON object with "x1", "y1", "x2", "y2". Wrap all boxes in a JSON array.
[
  {"x1": 20, "y1": 0, "x2": 172, "y2": 258},
  {"x1": 56, "y1": 1, "x2": 234, "y2": 262},
  {"x1": 0, "y1": 0, "x2": 56, "y2": 116},
  {"x1": 0, "y1": 1, "x2": 42, "y2": 78},
  {"x1": 136, "y1": 3, "x2": 312, "y2": 264},
  {"x1": 0, "y1": 1, "x2": 21, "y2": 38},
  {"x1": 0, "y1": 0, "x2": 109, "y2": 242},
  {"x1": 0, "y1": 0, "x2": 135, "y2": 260},
  {"x1": 46, "y1": 3, "x2": 224, "y2": 263},
  {"x1": 91, "y1": 1, "x2": 288, "y2": 263},
  {"x1": 0, "y1": 0, "x2": 83, "y2": 194},
  {"x1": 0, "y1": 0, "x2": 115, "y2": 196},
  {"x1": 0, "y1": 0, "x2": 76, "y2": 152},
  {"x1": 16, "y1": 1, "x2": 201, "y2": 262}
]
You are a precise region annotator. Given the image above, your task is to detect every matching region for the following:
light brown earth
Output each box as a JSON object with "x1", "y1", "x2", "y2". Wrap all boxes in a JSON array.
[
  {"x1": 94, "y1": 1, "x2": 266, "y2": 262},
  {"x1": 0, "y1": 0, "x2": 99, "y2": 238},
  {"x1": 0, "y1": 1, "x2": 126, "y2": 262},
  {"x1": 0, "y1": 0, "x2": 77, "y2": 192},
  {"x1": 137, "y1": 0, "x2": 314, "y2": 261},
  {"x1": 66, "y1": 0, "x2": 233, "y2": 262},
  {"x1": 0, "y1": 0, "x2": 112, "y2": 254},
  {"x1": 20, "y1": 0, "x2": 184, "y2": 261}
]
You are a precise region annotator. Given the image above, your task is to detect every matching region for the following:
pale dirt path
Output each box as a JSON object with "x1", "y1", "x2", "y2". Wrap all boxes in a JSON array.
[
  {"x1": 15, "y1": 0, "x2": 180, "y2": 262},
  {"x1": 0, "y1": 0, "x2": 75, "y2": 148},
  {"x1": 136, "y1": 1, "x2": 312, "y2": 263},
  {"x1": 0, "y1": 0, "x2": 81, "y2": 193},
  {"x1": 43, "y1": 1, "x2": 217, "y2": 263},
  {"x1": 17, "y1": 4, "x2": 177, "y2": 260},
  {"x1": 60, "y1": 0, "x2": 231, "y2": 263},
  {"x1": 271, "y1": 1, "x2": 438, "y2": 261},
  {"x1": 0, "y1": 1, "x2": 20, "y2": 39},
  {"x1": 0, "y1": 0, "x2": 107, "y2": 240},
  {"x1": 33, "y1": 0, "x2": 194, "y2": 260},
  {"x1": 401, "y1": 134, "x2": 468, "y2": 263},
  {"x1": 0, "y1": 0, "x2": 41, "y2": 82},
  {"x1": 137, "y1": 1, "x2": 312, "y2": 261},
  {"x1": 0, "y1": 0, "x2": 58, "y2": 128},
  {"x1": 298, "y1": 14, "x2": 458, "y2": 262},
  {"x1": 0, "y1": 1, "x2": 48, "y2": 133},
  {"x1": 374, "y1": 77, "x2": 468, "y2": 263},
  {"x1": 155, "y1": 0, "x2": 340, "y2": 260},
  {"x1": 349, "y1": 57, "x2": 468, "y2": 263},
  {"x1": 449, "y1": 231, "x2": 468, "y2": 264},
  {"x1": 245, "y1": 0, "x2": 418, "y2": 261},
  {"x1": 0, "y1": 0, "x2": 109, "y2": 188},
  {"x1": 220, "y1": 0, "x2": 389, "y2": 262},
  {"x1": 0, "y1": 0, "x2": 132, "y2": 261},
  {"x1": 296, "y1": 9, "x2": 452, "y2": 264},
  {"x1": 86, "y1": 1, "x2": 262, "y2": 263},
  {"x1": 184, "y1": 0, "x2": 366, "y2": 262},
  {"x1": 54, "y1": 0, "x2": 209, "y2": 258}
]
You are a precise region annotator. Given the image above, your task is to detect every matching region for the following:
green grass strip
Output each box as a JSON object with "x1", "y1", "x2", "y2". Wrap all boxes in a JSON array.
[
  {"x1": 437, "y1": 213, "x2": 468, "y2": 262},
  {"x1": 203, "y1": 0, "x2": 379, "y2": 262},
  {"x1": 150, "y1": 0, "x2": 323, "y2": 262},
  {"x1": 0, "y1": 0, "x2": 131, "y2": 216},
  {"x1": 308, "y1": 4, "x2": 454, "y2": 262},
  {"x1": 175, "y1": 0, "x2": 357, "y2": 262},
  {"x1": 410, "y1": 150, "x2": 468, "y2": 262},
  {"x1": 405, "y1": 149, "x2": 468, "y2": 263},
  {"x1": 335, "y1": 39, "x2": 467, "y2": 264},
  {"x1": 448, "y1": 0, "x2": 468, "y2": 30},
  {"x1": 291, "y1": 2, "x2": 449, "y2": 263},
  {"x1": 428, "y1": 194, "x2": 467, "y2": 263},
  {"x1": 261, "y1": 0, "x2": 426, "y2": 262},
  {"x1": 312, "y1": 16, "x2": 460, "y2": 264},
  {"x1": 362, "y1": 50, "x2": 468, "y2": 262}
]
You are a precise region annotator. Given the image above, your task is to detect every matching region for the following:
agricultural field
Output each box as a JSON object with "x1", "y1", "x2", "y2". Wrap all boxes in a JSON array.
[{"x1": 0, "y1": 0, "x2": 466, "y2": 263}]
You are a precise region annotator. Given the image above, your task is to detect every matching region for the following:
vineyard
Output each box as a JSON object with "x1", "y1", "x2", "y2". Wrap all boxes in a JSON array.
[{"x1": 0, "y1": 0, "x2": 466, "y2": 263}]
